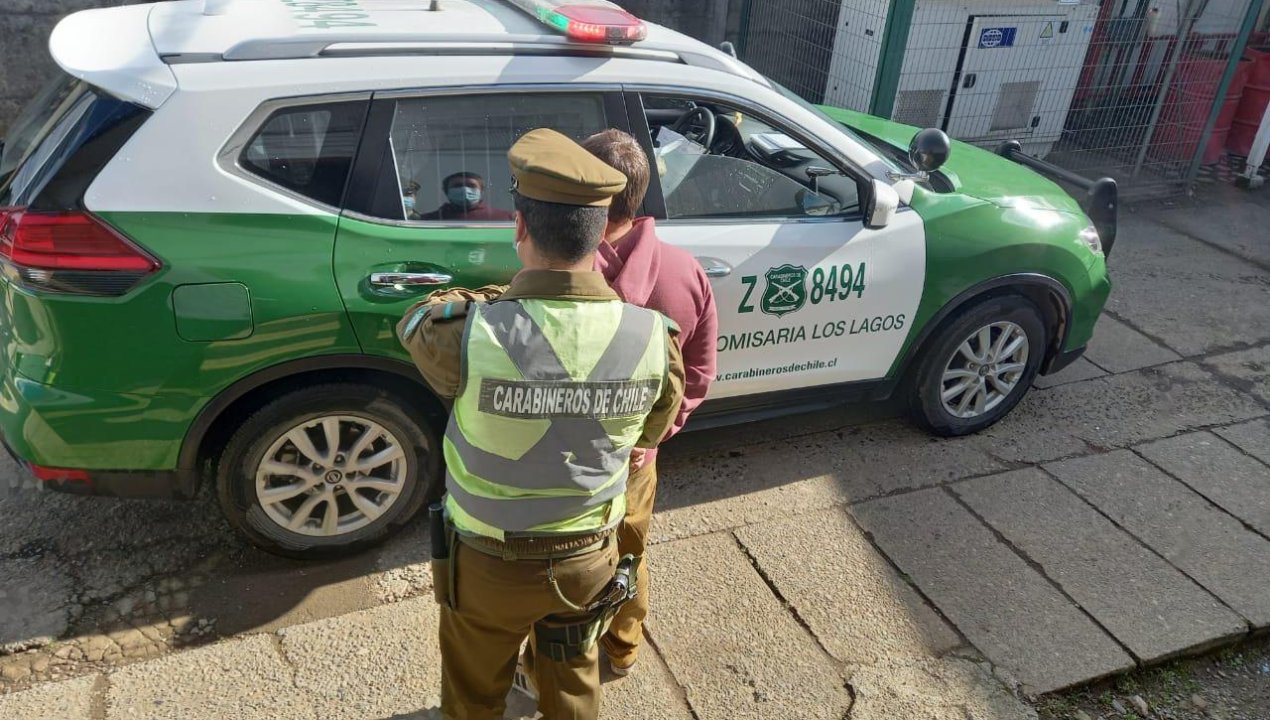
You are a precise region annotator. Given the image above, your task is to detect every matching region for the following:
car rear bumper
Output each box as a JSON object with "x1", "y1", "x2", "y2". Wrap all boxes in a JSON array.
[{"x1": 0, "y1": 371, "x2": 199, "y2": 499}]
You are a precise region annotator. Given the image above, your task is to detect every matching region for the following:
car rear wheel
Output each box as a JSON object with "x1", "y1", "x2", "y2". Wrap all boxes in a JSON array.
[
  {"x1": 216, "y1": 383, "x2": 438, "y2": 559},
  {"x1": 908, "y1": 296, "x2": 1047, "y2": 437}
]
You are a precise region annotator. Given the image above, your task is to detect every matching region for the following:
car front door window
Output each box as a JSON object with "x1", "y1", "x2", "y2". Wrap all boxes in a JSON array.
[{"x1": 645, "y1": 98, "x2": 860, "y2": 221}]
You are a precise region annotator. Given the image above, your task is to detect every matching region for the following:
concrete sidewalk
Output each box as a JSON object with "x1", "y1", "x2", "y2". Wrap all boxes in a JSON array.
[
  {"x1": 2, "y1": 192, "x2": 1269, "y2": 719},
  {"x1": 0, "y1": 528, "x2": 1034, "y2": 720}
]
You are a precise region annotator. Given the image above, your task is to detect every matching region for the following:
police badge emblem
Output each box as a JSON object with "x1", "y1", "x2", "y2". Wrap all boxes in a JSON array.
[{"x1": 761, "y1": 264, "x2": 808, "y2": 317}]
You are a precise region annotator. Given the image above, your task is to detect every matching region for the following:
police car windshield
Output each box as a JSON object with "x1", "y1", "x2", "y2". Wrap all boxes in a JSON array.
[
  {"x1": 767, "y1": 79, "x2": 905, "y2": 173},
  {"x1": 769, "y1": 80, "x2": 867, "y2": 144}
]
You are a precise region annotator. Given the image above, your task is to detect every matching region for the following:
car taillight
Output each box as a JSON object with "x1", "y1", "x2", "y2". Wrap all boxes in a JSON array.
[
  {"x1": 28, "y1": 464, "x2": 92, "y2": 484},
  {"x1": 0, "y1": 209, "x2": 160, "y2": 296}
]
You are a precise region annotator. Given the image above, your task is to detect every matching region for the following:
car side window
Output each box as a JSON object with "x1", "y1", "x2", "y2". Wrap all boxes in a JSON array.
[
  {"x1": 373, "y1": 93, "x2": 610, "y2": 223},
  {"x1": 642, "y1": 94, "x2": 861, "y2": 221},
  {"x1": 241, "y1": 100, "x2": 367, "y2": 208}
]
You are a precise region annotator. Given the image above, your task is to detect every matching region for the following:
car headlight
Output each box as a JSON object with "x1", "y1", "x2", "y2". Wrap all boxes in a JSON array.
[{"x1": 1079, "y1": 225, "x2": 1102, "y2": 255}]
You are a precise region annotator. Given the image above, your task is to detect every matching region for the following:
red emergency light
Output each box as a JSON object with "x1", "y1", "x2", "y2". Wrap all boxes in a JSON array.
[{"x1": 504, "y1": 0, "x2": 648, "y2": 44}]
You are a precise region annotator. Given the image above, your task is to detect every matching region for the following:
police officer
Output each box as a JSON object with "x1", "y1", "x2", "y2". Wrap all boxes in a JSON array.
[{"x1": 398, "y1": 128, "x2": 685, "y2": 720}]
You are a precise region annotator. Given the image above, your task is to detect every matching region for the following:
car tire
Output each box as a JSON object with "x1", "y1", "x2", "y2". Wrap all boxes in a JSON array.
[
  {"x1": 908, "y1": 295, "x2": 1047, "y2": 437},
  {"x1": 216, "y1": 383, "x2": 439, "y2": 559}
]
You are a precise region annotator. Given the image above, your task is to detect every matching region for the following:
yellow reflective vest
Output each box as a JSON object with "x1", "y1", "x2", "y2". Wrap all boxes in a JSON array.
[{"x1": 444, "y1": 298, "x2": 670, "y2": 540}]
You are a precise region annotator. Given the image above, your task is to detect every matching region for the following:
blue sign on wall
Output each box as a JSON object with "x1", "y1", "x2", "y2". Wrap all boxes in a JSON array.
[{"x1": 978, "y1": 27, "x2": 1017, "y2": 48}]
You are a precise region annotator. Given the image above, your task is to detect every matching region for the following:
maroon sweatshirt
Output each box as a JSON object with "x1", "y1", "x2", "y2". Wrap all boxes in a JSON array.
[{"x1": 595, "y1": 217, "x2": 718, "y2": 450}]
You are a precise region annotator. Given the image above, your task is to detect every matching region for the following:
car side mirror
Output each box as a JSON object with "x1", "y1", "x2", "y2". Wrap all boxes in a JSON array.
[
  {"x1": 909, "y1": 128, "x2": 951, "y2": 173},
  {"x1": 866, "y1": 180, "x2": 899, "y2": 229}
]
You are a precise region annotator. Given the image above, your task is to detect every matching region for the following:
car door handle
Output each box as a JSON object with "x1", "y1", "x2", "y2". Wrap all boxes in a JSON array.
[
  {"x1": 369, "y1": 272, "x2": 453, "y2": 287},
  {"x1": 697, "y1": 257, "x2": 732, "y2": 278}
]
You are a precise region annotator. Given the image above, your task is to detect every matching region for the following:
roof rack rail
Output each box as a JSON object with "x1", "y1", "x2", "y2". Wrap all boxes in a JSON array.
[
  {"x1": 222, "y1": 33, "x2": 553, "y2": 60},
  {"x1": 173, "y1": 26, "x2": 763, "y2": 85}
]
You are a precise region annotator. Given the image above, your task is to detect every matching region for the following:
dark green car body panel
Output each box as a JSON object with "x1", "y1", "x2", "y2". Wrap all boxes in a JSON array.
[
  {"x1": 1, "y1": 212, "x2": 361, "y2": 471},
  {"x1": 816, "y1": 106, "x2": 1110, "y2": 374}
]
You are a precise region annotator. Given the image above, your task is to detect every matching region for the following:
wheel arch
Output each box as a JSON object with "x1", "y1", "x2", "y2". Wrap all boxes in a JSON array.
[
  {"x1": 179, "y1": 354, "x2": 446, "y2": 493},
  {"x1": 895, "y1": 273, "x2": 1072, "y2": 383}
]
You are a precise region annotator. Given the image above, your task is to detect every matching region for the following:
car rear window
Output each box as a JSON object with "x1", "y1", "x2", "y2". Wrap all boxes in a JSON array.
[
  {"x1": 240, "y1": 101, "x2": 368, "y2": 208},
  {"x1": 0, "y1": 73, "x2": 150, "y2": 211}
]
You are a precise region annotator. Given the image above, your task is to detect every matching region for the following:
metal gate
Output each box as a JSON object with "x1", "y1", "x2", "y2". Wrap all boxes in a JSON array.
[{"x1": 740, "y1": 0, "x2": 1269, "y2": 196}]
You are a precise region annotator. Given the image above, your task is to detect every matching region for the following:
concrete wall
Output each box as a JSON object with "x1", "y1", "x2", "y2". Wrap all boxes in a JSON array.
[
  {"x1": 0, "y1": 1, "x2": 139, "y2": 134},
  {"x1": 0, "y1": 0, "x2": 735, "y2": 134}
]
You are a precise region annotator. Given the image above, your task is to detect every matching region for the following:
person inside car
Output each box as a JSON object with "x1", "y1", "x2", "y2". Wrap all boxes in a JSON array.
[{"x1": 419, "y1": 171, "x2": 514, "y2": 221}]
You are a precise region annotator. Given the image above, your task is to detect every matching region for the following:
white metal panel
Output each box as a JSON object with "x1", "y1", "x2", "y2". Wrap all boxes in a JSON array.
[
  {"x1": 659, "y1": 211, "x2": 925, "y2": 398},
  {"x1": 945, "y1": 6, "x2": 1098, "y2": 157},
  {"x1": 49, "y1": 5, "x2": 177, "y2": 109},
  {"x1": 823, "y1": 0, "x2": 890, "y2": 111}
]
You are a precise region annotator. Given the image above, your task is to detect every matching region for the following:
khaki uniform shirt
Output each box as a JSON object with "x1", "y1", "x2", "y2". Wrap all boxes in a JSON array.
[{"x1": 399, "y1": 269, "x2": 686, "y2": 449}]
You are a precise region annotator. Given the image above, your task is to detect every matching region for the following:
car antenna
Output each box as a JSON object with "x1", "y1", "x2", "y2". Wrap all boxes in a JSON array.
[{"x1": 430, "y1": 0, "x2": 440, "y2": 9}]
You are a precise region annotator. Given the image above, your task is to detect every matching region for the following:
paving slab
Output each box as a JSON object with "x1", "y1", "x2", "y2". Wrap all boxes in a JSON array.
[
  {"x1": 654, "y1": 422, "x2": 1005, "y2": 543},
  {"x1": 1103, "y1": 216, "x2": 1270, "y2": 356},
  {"x1": 1047, "y1": 450, "x2": 1270, "y2": 627},
  {"x1": 735, "y1": 508, "x2": 960, "y2": 665},
  {"x1": 850, "y1": 489, "x2": 1133, "y2": 695},
  {"x1": 279, "y1": 596, "x2": 439, "y2": 720},
  {"x1": 848, "y1": 657, "x2": 1036, "y2": 720},
  {"x1": 1137, "y1": 431, "x2": 1270, "y2": 537},
  {"x1": 1033, "y1": 356, "x2": 1106, "y2": 389},
  {"x1": 1206, "y1": 345, "x2": 1270, "y2": 404},
  {"x1": 1145, "y1": 189, "x2": 1270, "y2": 269},
  {"x1": 1084, "y1": 315, "x2": 1182, "y2": 374},
  {"x1": 0, "y1": 674, "x2": 97, "y2": 720},
  {"x1": 598, "y1": 645, "x2": 695, "y2": 720},
  {"x1": 1214, "y1": 417, "x2": 1270, "y2": 466},
  {"x1": 107, "y1": 634, "x2": 315, "y2": 720},
  {"x1": 974, "y1": 361, "x2": 1265, "y2": 463},
  {"x1": 954, "y1": 469, "x2": 1245, "y2": 662},
  {"x1": 647, "y1": 533, "x2": 853, "y2": 720}
]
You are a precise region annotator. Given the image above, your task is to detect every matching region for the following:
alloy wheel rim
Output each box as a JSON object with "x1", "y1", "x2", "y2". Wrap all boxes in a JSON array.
[
  {"x1": 255, "y1": 415, "x2": 407, "y2": 537},
  {"x1": 940, "y1": 321, "x2": 1029, "y2": 420}
]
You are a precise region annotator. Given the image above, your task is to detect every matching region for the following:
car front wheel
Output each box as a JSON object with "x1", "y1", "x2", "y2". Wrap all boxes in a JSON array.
[
  {"x1": 216, "y1": 383, "x2": 438, "y2": 559},
  {"x1": 909, "y1": 296, "x2": 1047, "y2": 437}
]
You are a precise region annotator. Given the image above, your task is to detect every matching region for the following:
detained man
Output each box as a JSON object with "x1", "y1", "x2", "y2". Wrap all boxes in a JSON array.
[{"x1": 582, "y1": 128, "x2": 718, "y2": 676}]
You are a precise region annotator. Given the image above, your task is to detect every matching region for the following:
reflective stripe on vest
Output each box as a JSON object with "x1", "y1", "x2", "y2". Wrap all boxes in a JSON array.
[{"x1": 445, "y1": 298, "x2": 668, "y2": 538}]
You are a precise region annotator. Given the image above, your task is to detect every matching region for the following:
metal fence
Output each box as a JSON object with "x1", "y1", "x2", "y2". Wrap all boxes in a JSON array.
[{"x1": 740, "y1": 0, "x2": 1270, "y2": 197}]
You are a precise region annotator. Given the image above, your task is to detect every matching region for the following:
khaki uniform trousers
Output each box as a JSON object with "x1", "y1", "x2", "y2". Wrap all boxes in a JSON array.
[
  {"x1": 599, "y1": 459, "x2": 657, "y2": 668},
  {"x1": 440, "y1": 536, "x2": 619, "y2": 720}
]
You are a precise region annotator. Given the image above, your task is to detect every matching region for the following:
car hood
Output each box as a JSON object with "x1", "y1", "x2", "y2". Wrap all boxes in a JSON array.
[{"x1": 818, "y1": 106, "x2": 1086, "y2": 216}]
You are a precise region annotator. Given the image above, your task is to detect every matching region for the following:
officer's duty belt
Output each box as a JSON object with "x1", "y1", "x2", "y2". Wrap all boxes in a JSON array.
[{"x1": 456, "y1": 528, "x2": 614, "y2": 561}]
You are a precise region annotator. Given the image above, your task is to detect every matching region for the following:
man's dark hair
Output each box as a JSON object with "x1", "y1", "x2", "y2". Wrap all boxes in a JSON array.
[
  {"x1": 582, "y1": 129, "x2": 650, "y2": 223},
  {"x1": 443, "y1": 172, "x2": 484, "y2": 190},
  {"x1": 513, "y1": 193, "x2": 608, "y2": 264}
]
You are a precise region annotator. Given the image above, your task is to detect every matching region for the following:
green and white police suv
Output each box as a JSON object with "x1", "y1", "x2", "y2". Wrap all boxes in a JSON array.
[{"x1": 0, "y1": 0, "x2": 1113, "y2": 556}]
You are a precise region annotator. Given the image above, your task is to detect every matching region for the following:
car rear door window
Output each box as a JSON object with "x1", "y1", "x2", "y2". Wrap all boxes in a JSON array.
[
  {"x1": 360, "y1": 93, "x2": 610, "y2": 223},
  {"x1": 240, "y1": 101, "x2": 368, "y2": 208}
]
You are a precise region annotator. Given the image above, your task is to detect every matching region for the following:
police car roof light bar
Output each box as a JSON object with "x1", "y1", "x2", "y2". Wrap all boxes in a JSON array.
[{"x1": 502, "y1": 0, "x2": 647, "y2": 44}]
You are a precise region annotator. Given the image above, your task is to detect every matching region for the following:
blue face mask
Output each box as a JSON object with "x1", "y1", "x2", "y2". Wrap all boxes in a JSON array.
[
  {"x1": 402, "y1": 195, "x2": 416, "y2": 212},
  {"x1": 447, "y1": 186, "x2": 482, "y2": 209}
]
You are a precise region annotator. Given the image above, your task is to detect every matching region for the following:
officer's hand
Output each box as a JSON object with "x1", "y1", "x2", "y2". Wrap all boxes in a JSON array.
[{"x1": 630, "y1": 448, "x2": 649, "y2": 470}]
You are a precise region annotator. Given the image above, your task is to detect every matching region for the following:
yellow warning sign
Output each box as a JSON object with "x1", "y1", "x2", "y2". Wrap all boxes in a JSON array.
[{"x1": 1040, "y1": 21, "x2": 1055, "y2": 39}]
